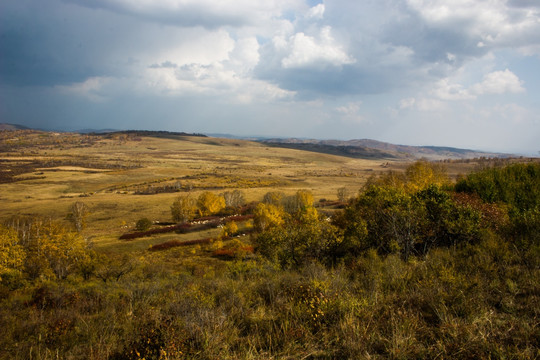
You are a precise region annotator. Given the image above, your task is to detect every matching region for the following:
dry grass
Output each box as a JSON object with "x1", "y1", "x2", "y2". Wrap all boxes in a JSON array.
[
  {"x1": 0, "y1": 130, "x2": 503, "y2": 255},
  {"x1": 0, "y1": 132, "x2": 408, "y2": 248}
]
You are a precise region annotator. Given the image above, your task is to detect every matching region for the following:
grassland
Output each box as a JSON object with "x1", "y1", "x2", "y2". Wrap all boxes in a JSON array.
[
  {"x1": 1, "y1": 130, "x2": 538, "y2": 359},
  {"x1": 1, "y1": 130, "x2": 409, "y2": 250}
]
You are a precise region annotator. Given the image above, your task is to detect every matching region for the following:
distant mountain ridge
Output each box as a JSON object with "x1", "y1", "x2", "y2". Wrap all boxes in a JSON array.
[
  {"x1": 1, "y1": 123, "x2": 509, "y2": 159},
  {"x1": 0, "y1": 123, "x2": 30, "y2": 130},
  {"x1": 261, "y1": 138, "x2": 509, "y2": 160}
]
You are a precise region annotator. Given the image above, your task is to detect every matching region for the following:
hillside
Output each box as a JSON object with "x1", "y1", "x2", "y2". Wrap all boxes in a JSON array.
[
  {"x1": 262, "y1": 138, "x2": 509, "y2": 160},
  {"x1": 0, "y1": 123, "x2": 30, "y2": 131}
]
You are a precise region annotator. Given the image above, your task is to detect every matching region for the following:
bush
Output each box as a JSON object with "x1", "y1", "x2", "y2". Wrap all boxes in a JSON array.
[{"x1": 135, "y1": 218, "x2": 152, "y2": 232}]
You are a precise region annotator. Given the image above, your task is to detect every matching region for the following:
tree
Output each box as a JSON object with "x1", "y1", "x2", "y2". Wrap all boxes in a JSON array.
[
  {"x1": 171, "y1": 194, "x2": 197, "y2": 223},
  {"x1": 365, "y1": 161, "x2": 449, "y2": 193},
  {"x1": 95, "y1": 254, "x2": 136, "y2": 282},
  {"x1": 197, "y1": 192, "x2": 226, "y2": 217},
  {"x1": 253, "y1": 203, "x2": 285, "y2": 232},
  {"x1": 348, "y1": 185, "x2": 422, "y2": 260},
  {"x1": 67, "y1": 201, "x2": 89, "y2": 233},
  {"x1": 3, "y1": 217, "x2": 90, "y2": 280},
  {"x1": 220, "y1": 221, "x2": 238, "y2": 238},
  {"x1": 405, "y1": 160, "x2": 449, "y2": 192},
  {"x1": 262, "y1": 191, "x2": 285, "y2": 207},
  {"x1": 255, "y1": 216, "x2": 342, "y2": 268},
  {"x1": 283, "y1": 190, "x2": 314, "y2": 214},
  {"x1": 222, "y1": 190, "x2": 246, "y2": 209},
  {"x1": 455, "y1": 163, "x2": 540, "y2": 213},
  {"x1": 337, "y1": 187, "x2": 349, "y2": 202},
  {"x1": 0, "y1": 224, "x2": 25, "y2": 283}
]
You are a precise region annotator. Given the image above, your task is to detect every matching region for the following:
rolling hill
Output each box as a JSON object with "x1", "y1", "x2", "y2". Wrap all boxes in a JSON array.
[{"x1": 261, "y1": 138, "x2": 509, "y2": 160}]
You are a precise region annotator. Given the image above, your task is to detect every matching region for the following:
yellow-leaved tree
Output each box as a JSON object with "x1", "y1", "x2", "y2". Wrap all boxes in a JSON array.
[
  {"x1": 0, "y1": 224, "x2": 26, "y2": 283},
  {"x1": 4, "y1": 217, "x2": 90, "y2": 280},
  {"x1": 253, "y1": 203, "x2": 285, "y2": 232},
  {"x1": 197, "y1": 192, "x2": 226, "y2": 217},
  {"x1": 405, "y1": 160, "x2": 449, "y2": 192},
  {"x1": 365, "y1": 161, "x2": 449, "y2": 194}
]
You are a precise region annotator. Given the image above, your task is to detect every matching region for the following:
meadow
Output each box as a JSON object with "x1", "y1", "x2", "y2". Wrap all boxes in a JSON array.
[
  {"x1": 0, "y1": 130, "x2": 538, "y2": 359},
  {"x1": 1, "y1": 131, "x2": 409, "y2": 251}
]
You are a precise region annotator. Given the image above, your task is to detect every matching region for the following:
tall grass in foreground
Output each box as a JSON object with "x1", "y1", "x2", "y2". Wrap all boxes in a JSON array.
[{"x1": 1, "y1": 236, "x2": 538, "y2": 359}]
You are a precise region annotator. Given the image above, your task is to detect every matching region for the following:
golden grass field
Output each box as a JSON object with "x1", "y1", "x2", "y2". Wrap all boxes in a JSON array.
[
  {"x1": 2, "y1": 130, "x2": 539, "y2": 360},
  {"x1": 0, "y1": 130, "x2": 481, "y2": 252}
]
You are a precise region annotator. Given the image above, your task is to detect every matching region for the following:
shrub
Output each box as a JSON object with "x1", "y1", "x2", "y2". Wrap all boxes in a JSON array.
[{"x1": 135, "y1": 218, "x2": 152, "y2": 232}]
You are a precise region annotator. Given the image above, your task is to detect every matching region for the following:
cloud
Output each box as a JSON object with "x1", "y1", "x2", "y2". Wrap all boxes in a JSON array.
[
  {"x1": 281, "y1": 26, "x2": 356, "y2": 69},
  {"x1": 402, "y1": 0, "x2": 540, "y2": 56},
  {"x1": 306, "y1": 4, "x2": 325, "y2": 20},
  {"x1": 55, "y1": 77, "x2": 112, "y2": 102},
  {"x1": 1, "y1": 0, "x2": 539, "y2": 153},
  {"x1": 417, "y1": 69, "x2": 526, "y2": 104},
  {"x1": 471, "y1": 69, "x2": 525, "y2": 95},
  {"x1": 335, "y1": 101, "x2": 365, "y2": 123},
  {"x1": 399, "y1": 98, "x2": 416, "y2": 110},
  {"x1": 432, "y1": 78, "x2": 475, "y2": 100},
  {"x1": 66, "y1": 0, "x2": 306, "y2": 29},
  {"x1": 149, "y1": 61, "x2": 178, "y2": 69},
  {"x1": 336, "y1": 101, "x2": 361, "y2": 116},
  {"x1": 142, "y1": 37, "x2": 294, "y2": 103}
]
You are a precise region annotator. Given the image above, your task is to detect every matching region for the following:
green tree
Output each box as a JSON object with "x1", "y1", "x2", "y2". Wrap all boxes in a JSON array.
[
  {"x1": 455, "y1": 162, "x2": 540, "y2": 213},
  {"x1": 255, "y1": 217, "x2": 342, "y2": 268},
  {"x1": 283, "y1": 190, "x2": 314, "y2": 214}
]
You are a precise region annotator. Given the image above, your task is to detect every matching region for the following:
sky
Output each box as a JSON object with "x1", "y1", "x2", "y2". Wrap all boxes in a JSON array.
[{"x1": 1, "y1": 0, "x2": 539, "y2": 154}]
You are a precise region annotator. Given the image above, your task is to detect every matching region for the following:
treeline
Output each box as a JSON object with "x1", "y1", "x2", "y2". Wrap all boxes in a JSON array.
[{"x1": 253, "y1": 161, "x2": 539, "y2": 268}]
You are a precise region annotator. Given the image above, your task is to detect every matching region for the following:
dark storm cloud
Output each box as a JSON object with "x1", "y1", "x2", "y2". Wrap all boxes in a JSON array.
[
  {"x1": 0, "y1": 0, "x2": 538, "y2": 154},
  {"x1": 0, "y1": 0, "x2": 126, "y2": 87},
  {"x1": 65, "y1": 0, "x2": 248, "y2": 29}
]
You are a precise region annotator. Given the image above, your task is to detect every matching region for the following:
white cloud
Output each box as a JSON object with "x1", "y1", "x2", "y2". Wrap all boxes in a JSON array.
[
  {"x1": 149, "y1": 29, "x2": 235, "y2": 69},
  {"x1": 415, "y1": 98, "x2": 447, "y2": 112},
  {"x1": 306, "y1": 4, "x2": 325, "y2": 20},
  {"x1": 432, "y1": 78, "x2": 476, "y2": 100},
  {"x1": 336, "y1": 101, "x2": 365, "y2": 124},
  {"x1": 423, "y1": 69, "x2": 525, "y2": 103},
  {"x1": 406, "y1": 0, "x2": 540, "y2": 54},
  {"x1": 281, "y1": 26, "x2": 356, "y2": 69},
  {"x1": 228, "y1": 37, "x2": 260, "y2": 73},
  {"x1": 471, "y1": 69, "x2": 525, "y2": 94},
  {"x1": 336, "y1": 101, "x2": 361, "y2": 115},
  {"x1": 141, "y1": 34, "x2": 294, "y2": 103}
]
